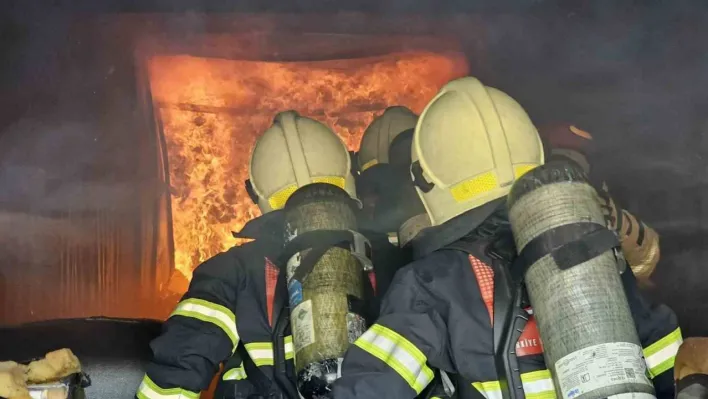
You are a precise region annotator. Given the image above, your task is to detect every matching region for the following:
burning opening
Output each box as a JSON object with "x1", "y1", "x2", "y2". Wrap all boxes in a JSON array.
[{"x1": 147, "y1": 50, "x2": 468, "y2": 295}]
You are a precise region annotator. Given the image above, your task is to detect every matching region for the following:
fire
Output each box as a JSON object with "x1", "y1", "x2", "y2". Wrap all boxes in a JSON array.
[{"x1": 148, "y1": 51, "x2": 468, "y2": 284}]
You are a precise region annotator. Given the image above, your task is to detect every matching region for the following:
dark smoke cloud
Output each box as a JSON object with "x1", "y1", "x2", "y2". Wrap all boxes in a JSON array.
[
  {"x1": 0, "y1": 1, "x2": 707, "y2": 331},
  {"x1": 0, "y1": 117, "x2": 139, "y2": 214}
]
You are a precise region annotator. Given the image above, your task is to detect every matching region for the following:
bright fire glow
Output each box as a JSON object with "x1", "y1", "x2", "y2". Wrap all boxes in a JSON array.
[{"x1": 147, "y1": 51, "x2": 467, "y2": 284}]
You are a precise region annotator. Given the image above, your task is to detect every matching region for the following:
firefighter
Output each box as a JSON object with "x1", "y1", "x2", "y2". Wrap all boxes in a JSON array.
[
  {"x1": 137, "y1": 111, "x2": 360, "y2": 399},
  {"x1": 332, "y1": 77, "x2": 682, "y2": 399},
  {"x1": 541, "y1": 123, "x2": 661, "y2": 286},
  {"x1": 356, "y1": 106, "x2": 419, "y2": 236},
  {"x1": 356, "y1": 108, "x2": 447, "y2": 399},
  {"x1": 354, "y1": 106, "x2": 425, "y2": 297}
]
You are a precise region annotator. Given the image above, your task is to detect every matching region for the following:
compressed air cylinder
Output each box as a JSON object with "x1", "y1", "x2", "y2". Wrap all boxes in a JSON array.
[
  {"x1": 507, "y1": 161, "x2": 655, "y2": 399},
  {"x1": 283, "y1": 183, "x2": 366, "y2": 398}
]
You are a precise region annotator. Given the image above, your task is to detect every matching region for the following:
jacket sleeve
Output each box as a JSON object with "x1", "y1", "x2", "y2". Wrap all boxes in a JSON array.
[
  {"x1": 136, "y1": 252, "x2": 244, "y2": 399},
  {"x1": 333, "y1": 265, "x2": 455, "y2": 399},
  {"x1": 622, "y1": 267, "x2": 682, "y2": 398}
]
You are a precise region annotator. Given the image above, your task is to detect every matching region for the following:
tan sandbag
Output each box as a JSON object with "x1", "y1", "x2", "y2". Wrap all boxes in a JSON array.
[
  {"x1": 676, "y1": 338, "x2": 708, "y2": 381},
  {"x1": 27, "y1": 349, "x2": 81, "y2": 384},
  {"x1": 0, "y1": 362, "x2": 29, "y2": 399}
]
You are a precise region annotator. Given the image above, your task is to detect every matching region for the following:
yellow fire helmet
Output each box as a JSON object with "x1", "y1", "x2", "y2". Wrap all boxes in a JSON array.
[
  {"x1": 357, "y1": 106, "x2": 418, "y2": 172},
  {"x1": 248, "y1": 110, "x2": 358, "y2": 214},
  {"x1": 411, "y1": 77, "x2": 544, "y2": 226}
]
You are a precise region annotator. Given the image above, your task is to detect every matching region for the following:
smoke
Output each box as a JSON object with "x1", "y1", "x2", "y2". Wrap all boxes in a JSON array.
[
  {"x1": 0, "y1": 118, "x2": 140, "y2": 213},
  {"x1": 0, "y1": 211, "x2": 95, "y2": 263},
  {"x1": 0, "y1": 115, "x2": 145, "y2": 272},
  {"x1": 0, "y1": 2, "x2": 706, "y2": 329}
]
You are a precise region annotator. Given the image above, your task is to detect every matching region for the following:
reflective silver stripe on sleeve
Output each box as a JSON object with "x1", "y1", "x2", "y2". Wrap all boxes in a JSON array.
[
  {"x1": 136, "y1": 374, "x2": 200, "y2": 399},
  {"x1": 353, "y1": 324, "x2": 434, "y2": 394},
  {"x1": 170, "y1": 298, "x2": 239, "y2": 349}
]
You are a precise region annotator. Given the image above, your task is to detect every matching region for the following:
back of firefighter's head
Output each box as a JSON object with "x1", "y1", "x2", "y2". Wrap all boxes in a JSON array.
[
  {"x1": 358, "y1": 106, "x2": 418, "y2": 172},
  {"x1": 248, "y1": 110, "x2": 357, "y2": 214},
  {"x1": 412, "y1": 76, "x2": 544, "y2": 226},
  {"x1": 355, "y1": 106, "x2": 418, "y2": 229}
]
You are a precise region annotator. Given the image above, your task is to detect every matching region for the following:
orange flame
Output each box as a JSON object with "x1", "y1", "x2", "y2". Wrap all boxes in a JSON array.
[{"x1": 148, "y1": 51, "x2": 467, "y2": 283}]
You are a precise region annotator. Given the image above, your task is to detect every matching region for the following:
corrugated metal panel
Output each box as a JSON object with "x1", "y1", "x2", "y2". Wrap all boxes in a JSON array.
[{"x1": 0, "y1": 203, "x2": 165, "y2": 325}]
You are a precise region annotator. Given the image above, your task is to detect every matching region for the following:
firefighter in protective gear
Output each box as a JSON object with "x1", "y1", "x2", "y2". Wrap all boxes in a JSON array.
[
  {"x1": 332, "y1": 77, "x2": 682, "y2": 399},
  {"x1": 137, "y1": 111, "x2": 358, "y2": 399},
  {"x1": 356, "y1": 106, "x2": 419, "y2": 234},
  {"x1": 357, "y1": 106, "x2": 419, "y2": 173},
  {"x1": 542, "y1": 123, "x2": 661, "y2": 285},
  {"x1": 354, "y1": 106, "x2": 428, "y2": 298},
  {"x1": 355, "y1": 107, "x2": 446, "y2": 399}
]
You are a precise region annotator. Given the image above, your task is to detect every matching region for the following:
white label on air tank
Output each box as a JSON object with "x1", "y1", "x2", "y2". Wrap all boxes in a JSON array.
[
  {"x1": 292, "y1": 299, "x2": 316, "y2": 352},
  {"x1": 555, "y1": 342, "x2": 653, "y2": 399}
]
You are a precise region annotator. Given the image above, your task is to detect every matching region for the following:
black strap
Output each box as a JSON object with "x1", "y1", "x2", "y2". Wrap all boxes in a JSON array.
[
  {"x1": 491, "y1": 260, "x2": 527, "y2": 399},
  {"x1": 442, "y1": 239, "x2": 489, "y2": 259},
  {"x1": 442, "y1": 238, "x2": 525, "y2": 399},
  {"x1": 245, "y1": 179, "x2": 259, "y2": 205},
  {"x1": 678, "y1": 374, "x2": 708, "y2": 399},
  {"x1": 272, "y1": 271, "x2": 299, "y2": 399},
  {"x1": 278, "y1": 230, "x2": 373, "y2": 283},
  {"x1": 349, "y1": 267, "x2": 378, "y2": 324},
  {"x1": 411, "y1": 160, "x2": 435, "y2": 193},
  {"x1": 512, "y1": 222, "x2": 620, "y2": 281}
]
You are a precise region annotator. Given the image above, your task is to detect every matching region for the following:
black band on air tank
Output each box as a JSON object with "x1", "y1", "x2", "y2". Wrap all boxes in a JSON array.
[
  {"x1": 507, "y1": 160, "x2": 590, "y2": 208},
  {"x1": 512, "y1": 222, "x2": 621, "y2": 280},
  {"x1": 278, "y1": 229, "x2": 373, "y2": 282}
]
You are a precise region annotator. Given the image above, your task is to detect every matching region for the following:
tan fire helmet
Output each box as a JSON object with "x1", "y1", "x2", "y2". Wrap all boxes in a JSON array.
[
  {"x1": 357, "y1": 106, "x2": 418, "y2": 172},
  {"x1": 248, "y1": 110, "x2": 358, "y2": 214},
  {"x1": 412, "y1": 77, "x2": 544, "y2": 226}
]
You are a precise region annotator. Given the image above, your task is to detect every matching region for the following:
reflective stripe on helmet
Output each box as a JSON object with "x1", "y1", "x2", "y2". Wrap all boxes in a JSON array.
[
  {"x1": 353, "y1": 324, "x2": 434, "y2": 394},
  {"x1": 449, "y1": 164, "x2": 538, "y2": 203},
  {"x1": 267, "y1": 176, "x2": 346, "y2": 210}
]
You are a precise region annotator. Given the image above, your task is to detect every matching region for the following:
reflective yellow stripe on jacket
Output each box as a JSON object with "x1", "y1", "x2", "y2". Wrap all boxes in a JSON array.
[
  {"x1": 354, "y1": 324, "x2": 435, "y2": 394},
  {"x1": 223, "y1": 363, "x2": 248, "y2": 381},
  {"x1": 471, "y1": 327, "x2": 682, "y2": 399},
  {"x1": 137, "y1": 375, "x2": 200, "y2": 399},
  {"x1": 473, "y1": 370, "x2": 556, "y2": 399},
  {"x1": 244, "y1": 336, "x2": 295, "y2": 367},
  {"x1": 170, "y1": 298, "x2": 239, "y2": 350},
  {"x1": 644, "y1": 327, "x2": 682, "y2": 378}
]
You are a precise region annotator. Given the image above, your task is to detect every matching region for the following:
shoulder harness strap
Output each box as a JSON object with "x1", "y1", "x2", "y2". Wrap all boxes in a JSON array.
[{"x1": 440, "y1": 237, "x2": 527, "y2": 399}]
